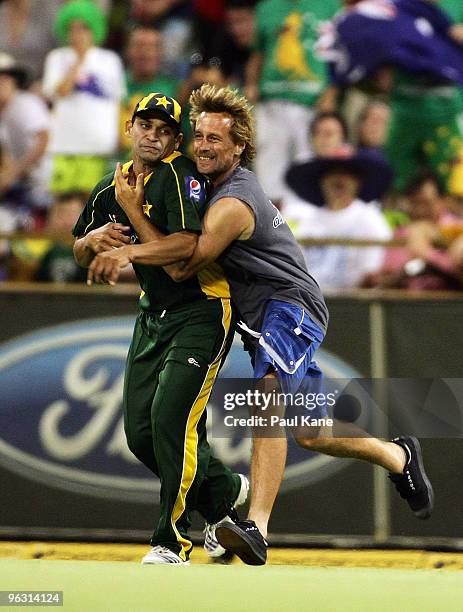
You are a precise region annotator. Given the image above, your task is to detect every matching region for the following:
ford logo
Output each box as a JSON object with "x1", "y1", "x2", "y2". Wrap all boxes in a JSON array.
[{"x1": 0, "y1": 317, "x2": 361, "y2": 502}]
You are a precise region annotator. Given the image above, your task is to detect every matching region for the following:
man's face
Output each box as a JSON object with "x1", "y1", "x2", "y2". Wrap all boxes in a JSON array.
[
  {"x1": 321, "y1": 169, "x2": 360, "y2": 204},
  {"x1": 68, "y1": 20, "x2": 94, "y2": 48},
  {"x1": 127, "y1": 116, "x2": 180, "y2": 165},
  {"x1": 225, "y1": 7, "x2": 255, "y2": 48},
  {"x1": 126, "y1": 29, "x2": 163, "y2": 80},
  {"x1": 359, "y1": 103, "x2": 390, "y2": 148},
  {"x1": 193, "y1": 112, "x2": 243, "y2": 180},
  {"x1": 312, "y1": 118, "x2": 345, "y2": 157},
  {"x1": 48, "y1": 198, "x2": 84, "y2": 233},
  {"x1": 407, "y1": 180, "x2": 442, "y2": 221}
]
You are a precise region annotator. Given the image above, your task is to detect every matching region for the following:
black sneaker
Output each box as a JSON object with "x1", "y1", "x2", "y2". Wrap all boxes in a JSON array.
[
  {"x1": 389, "y1": 436, "x2": 434, "y2": 519},
  {"x1": 215, "y1": 510, "x2": 268, "y2": 566}
]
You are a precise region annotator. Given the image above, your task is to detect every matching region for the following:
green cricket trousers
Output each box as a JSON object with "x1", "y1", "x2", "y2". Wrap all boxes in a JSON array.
[{"x1": 123, "y1": 297, "x2": 240, "y2": 561}]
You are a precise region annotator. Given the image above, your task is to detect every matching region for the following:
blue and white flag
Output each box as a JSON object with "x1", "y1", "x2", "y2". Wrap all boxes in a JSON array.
[{"x1": 316, "y1": 0, "x2": 463, "y2": 86}]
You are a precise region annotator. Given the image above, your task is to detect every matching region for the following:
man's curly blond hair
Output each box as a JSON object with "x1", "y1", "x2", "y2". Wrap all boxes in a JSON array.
[{"x1": 189, "y1": 84, "x2": 256, "y2": 168}]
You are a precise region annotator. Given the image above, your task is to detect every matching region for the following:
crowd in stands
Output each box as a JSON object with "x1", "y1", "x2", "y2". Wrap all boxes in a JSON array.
[{"x1": 1, "y1": 0, "x2": 463, "y2": 290}]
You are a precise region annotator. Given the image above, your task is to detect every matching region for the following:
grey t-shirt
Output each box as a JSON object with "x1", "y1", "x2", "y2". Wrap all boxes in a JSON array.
[{"x1": 208, "y1": 166, "x2": 329, "y2": 332}]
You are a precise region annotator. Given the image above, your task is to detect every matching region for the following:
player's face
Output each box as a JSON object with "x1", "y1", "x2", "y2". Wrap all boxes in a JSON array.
[
  {"x1": 128, "y1": 117, "x2": 181, "y2": 166},
  {"x1": 193, "y1": 112, "x2": 244, "y2": 182}
]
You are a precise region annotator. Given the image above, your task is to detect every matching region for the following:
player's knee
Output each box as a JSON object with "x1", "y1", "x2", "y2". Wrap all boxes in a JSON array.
[{"x1": 125, "y1": 428, "x2": 156, "y2": 469}]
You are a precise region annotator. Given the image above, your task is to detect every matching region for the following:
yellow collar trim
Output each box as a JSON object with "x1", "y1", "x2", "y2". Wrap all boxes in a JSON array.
[
  {"x1": 112, "y1": 160, "x2": 152, "y2": 186},
  {"x1": 161, "y1": 151, "x2": 182, "y2": 164}
]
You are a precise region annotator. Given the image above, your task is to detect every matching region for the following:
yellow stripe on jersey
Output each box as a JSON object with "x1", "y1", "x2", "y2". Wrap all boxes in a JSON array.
[
  {"x1": 83, "y1": 183, "x2": 114, "y2": 235},
  {"x1": 161, "y1": 152, "x2": 185, "y2": 229},
  {"x1": 197, "y1": 262, "x2": 231, "y2": 299},
  {"x1": 169, "y1": 298, "x2": 232, "y2": 560}
]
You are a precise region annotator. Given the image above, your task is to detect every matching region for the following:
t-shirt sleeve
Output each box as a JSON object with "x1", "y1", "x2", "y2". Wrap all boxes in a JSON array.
[
  {"x1": 163, "y1": 162, "x2": 204, "y2": 234},
  {"x1": 72, "y1": 180, "x2": 112, "y2": 237}
]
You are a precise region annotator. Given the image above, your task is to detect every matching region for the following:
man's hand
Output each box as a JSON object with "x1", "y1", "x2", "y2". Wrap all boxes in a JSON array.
[
  {"x1": 87, "y1": 246, "x2": 132, "y2": 286},
  {"x1": 115, "y1": 162, "x2": 145, "y2": 214},
  {"x1": 85, "y1": 222, "x2": 132, "y2": 254}
]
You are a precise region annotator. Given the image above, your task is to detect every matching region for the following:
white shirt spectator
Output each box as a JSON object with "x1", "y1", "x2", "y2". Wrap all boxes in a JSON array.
[
  {"x1": 0, "y1": 90, "x2": 51, "y2": 202},
  {"x1": 43, "y1": 46, "x2": 126, "y2": 155},
  {"x1": 283, "y1": 196, "x2": 392, "y2": 290}
]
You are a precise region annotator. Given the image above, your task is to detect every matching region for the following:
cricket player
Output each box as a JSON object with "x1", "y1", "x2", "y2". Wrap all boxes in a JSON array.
[
  {"x1": 73, "y1": 92, "x2": 248, "y2": 565},
  {"x1": 89, "y1": 85, "x2": 434, "y2": 566}
]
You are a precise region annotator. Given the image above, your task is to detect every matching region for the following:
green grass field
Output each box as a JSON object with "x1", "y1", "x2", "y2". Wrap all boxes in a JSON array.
[{"x1": 1, "y1": 559, "x2": 463, "y2": 612}]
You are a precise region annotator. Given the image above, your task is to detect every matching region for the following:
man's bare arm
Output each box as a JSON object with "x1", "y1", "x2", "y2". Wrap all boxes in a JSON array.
[
  {"x1": 166, "y1": 197, "x2": 255, "y2": 281},
  {"x1": 73, "y1": 222, "x2": 132, "y2": 268},
  {"x1": 87, "y1": 230, "x2": 198, "y2": 285}
]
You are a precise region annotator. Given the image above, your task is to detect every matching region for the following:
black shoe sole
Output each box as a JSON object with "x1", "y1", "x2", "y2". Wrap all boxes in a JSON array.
[
  {"x1": 215, "y1": 523, "x2": 267, "y2": 566},
  {"x1": 407, "y1": 437, "x2": 434, "y2": 519}
]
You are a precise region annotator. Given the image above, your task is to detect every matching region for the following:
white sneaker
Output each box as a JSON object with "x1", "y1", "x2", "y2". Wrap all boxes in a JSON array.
[
  {"x1": 204, "y1": 473, "x2": 249, "y2": 558},
  {"x1": 141, "y1": 545, "x2": 190, "y2": 565}
]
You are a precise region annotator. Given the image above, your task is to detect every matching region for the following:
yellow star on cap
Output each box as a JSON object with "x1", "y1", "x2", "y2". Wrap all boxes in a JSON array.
[
  {"x1": 143, "y1": 201, "x2": 153, "y2": 217},
  {"x1": 155, "y1": 96, "x2": 170, "y2": 109}
]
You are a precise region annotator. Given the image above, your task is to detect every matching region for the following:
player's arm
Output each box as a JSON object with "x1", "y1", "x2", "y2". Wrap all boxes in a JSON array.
[
  {"x1": 165, "y1": 196, "x2": 254, "y2": 281},
  {"x1": 86, "y1": 230, "x2": 197, "y2": 285},
  {"x1": 73, "y1": 181, "x2": 131, "y2": 268},
  {"x1": 74, "y1": 223, "x2": 132, "y2": 268},
  {"x1": 87, "y1": 158, "x2": 204, "y2": 285}
]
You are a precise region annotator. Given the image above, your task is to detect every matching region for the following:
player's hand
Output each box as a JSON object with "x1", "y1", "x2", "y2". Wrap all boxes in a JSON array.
[
  {"x1": 85, "y1": 222, "x2": 131, "y2": 254},
  {"x1": 87, "y1": 246, "x2": 132, "y2": 286},
  {"x1": 115, "y1": 162, "x2": 145, "y2": 213}
]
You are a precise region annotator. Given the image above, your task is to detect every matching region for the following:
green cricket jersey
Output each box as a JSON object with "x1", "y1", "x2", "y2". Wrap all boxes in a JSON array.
[
  {"x1": 73, "y1": 152, "x2": 231, "y2": 311},
  {"x1": 254, "y1": 0, "x2": 340, "y2": 106}
]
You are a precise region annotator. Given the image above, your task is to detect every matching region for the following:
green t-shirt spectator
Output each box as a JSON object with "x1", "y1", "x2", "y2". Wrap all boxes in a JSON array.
[{"x1": 254, "y1": 0, "x2": 340, "y2": 106}]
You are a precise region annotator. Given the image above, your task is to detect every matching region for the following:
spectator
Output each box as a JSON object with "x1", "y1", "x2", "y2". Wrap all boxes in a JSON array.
[
  {"x1": 283, "y1": 148, "x2": 392, "y2": 290},
  {"x1": 320, "y1": 0, "x2": 463, "y2": 197},
  {"x1": 0, "y1": 0, "x2": 62, "y2": 84},
  {"x1": 245, "y1": 0, "x2": 340, "y2": 206},
  {"x1": 176, "y1": 54, "x2": 227, "y2": 155},
  {"x1": 209, "y1": 0, "x2": 256, "y2": 88},
  {"x1": 286, "y1": 143, "x2": 393, "y2": 206},
  {"x1": 42, "y1": 0, "x2": 126, "y2": 197},
  {"x1": 34, "y1": 192, "x2": 89, "y2": 283},
  {"x1": 6, "y1": 191, "x2": 85, "y2": 282},
  {"x1": 310, "y1": 111, "x2": 349, "y2": 157},
  {"x1": 129, "y1": 0, "x2": 193, "y2": 78},
  {"x1": 371, "y1": 171, "x2": 463, "y2": 289},
  {"x1": 120, "y1": 26, "x2": 180, "y2": 153},
  {"x1": 0, "y1": 53, "x2": 51, "y2": 227},
  {"x1": 357, "y1": 101, "x2": 391, "y2": 152}
]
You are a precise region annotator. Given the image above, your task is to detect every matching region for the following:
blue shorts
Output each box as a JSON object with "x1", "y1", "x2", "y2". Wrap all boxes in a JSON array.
[{"x1": 244, "y1": 300, "x2": 326, "y2": 401}]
